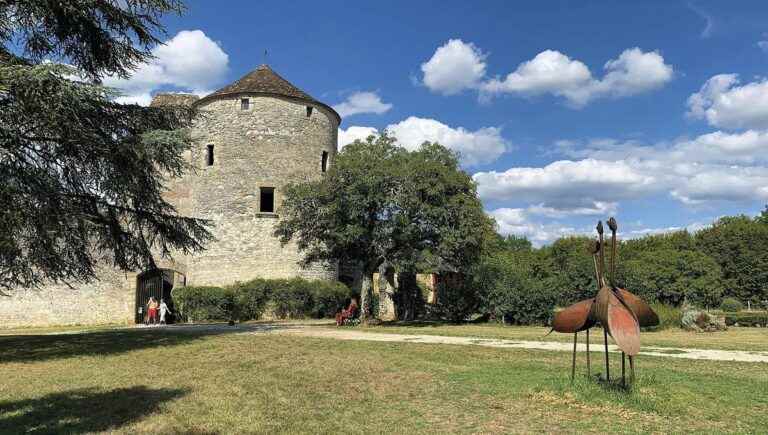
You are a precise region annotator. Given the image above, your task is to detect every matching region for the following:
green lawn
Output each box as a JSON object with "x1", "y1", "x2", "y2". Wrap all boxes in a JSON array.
[
  {"x1": 349, "y1": 322, "x2": 768, "y2": 352},
  {"x1": 1, "y1": 326, "x2": 766, "y2": 434}
]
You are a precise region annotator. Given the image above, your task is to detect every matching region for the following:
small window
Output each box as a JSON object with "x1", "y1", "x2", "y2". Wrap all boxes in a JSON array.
[
  {"x1": 206, "y1": 144, "x2": 214, "y2": 166},
  {"x1": 321, "y1": 151, "x2": 328, "y2": 172},
  {"x1": 241, "y1": 98, "x2": 250, "y2": 110},
  {"x1": 259, "y1": 187, "x2": 275, "y2": 213},
  {"x1": 306, "y1": 106, "x2": 313, "y2": 117}
]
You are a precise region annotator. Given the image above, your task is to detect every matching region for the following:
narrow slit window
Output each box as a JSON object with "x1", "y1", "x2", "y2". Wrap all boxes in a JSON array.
[
  {"x1": 206, "y1": 144, "x2": 214, "y2": 166},
  {"x1": 321, "y1": 151, "x2": 329, "y2": 172},
  {"x1": 260, "y1": 187, "x2": 275, "y2": 213},
  {"x1": 306, "y1": 106, "x2": 313, "y2": 117},
  {"x1": 241, "y1": 98, "x2": 250, "y2": 110}
]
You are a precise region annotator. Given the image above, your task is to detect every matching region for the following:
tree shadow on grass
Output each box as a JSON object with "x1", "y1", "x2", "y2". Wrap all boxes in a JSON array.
[
  {"x1": 0, "y1": 386, "x2": 188, "y2": 434},
  {"x1": 0, "y1": 325, "x2": 245, "y2": 364}
]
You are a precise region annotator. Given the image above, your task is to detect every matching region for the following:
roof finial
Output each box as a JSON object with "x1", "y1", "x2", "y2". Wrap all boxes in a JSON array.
[{"x1": 263, "y1": 49, "x2": 268, "y2": 66}]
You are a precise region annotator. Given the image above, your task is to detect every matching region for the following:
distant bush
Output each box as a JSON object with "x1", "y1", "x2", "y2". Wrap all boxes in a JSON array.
[
  {"x1": 173, "y1": 286, "x2": 235, "y2": 322},
  {"x1": 722, "y1": 311, "x2": 768, "y2": 327},
  {"x1": 270, "y1": 278, "x2": 313, "y2": 319},
  {"x1": 719, "y1": 297, "x2": 743, "y2": 312},
  {"x1": 231, "y1": 279, "x2": 272, "y2": 321},
  {"x1": 647, "y1": 302, "x2": 682, "y2": 330},
  {"x1": 310, "y1": 280, "x2": 352, "y2": 318}
]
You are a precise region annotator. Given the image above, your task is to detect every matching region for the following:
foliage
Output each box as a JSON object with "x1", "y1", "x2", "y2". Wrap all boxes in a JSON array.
[
  {"x1": 430, "y1": 275, "x2": 481, "y2": 323},
  {"x1": 719, "y1": 297, "x2": 744, "y2": 313},
  {"x1": 275, "y1": 134, "x2": 492, "y2": 320},
  {"x1": 695, "y1": 215, "x2": 768, "y2": 304},
  {"x1": 174, "y1": 279, "x2": 351, "y2": 321},
  {"x1": 173, "y1": 286, "x2": 235, "y2": 322},
  {"x1": 646, "y1": 303, "x2": 682, "y2": 330},
  {"x1": 0, "y1": 0, "x2": 211, "y2": 293},
  {"x1": 721, "y1": 311, "x2": 768, "y2": 327},
  {"x1": 546, "y1": 236, "x2": 600, "y2": 305},
  {"x1": 621, "y1": 249, "x2": 723, "y2": 307}
]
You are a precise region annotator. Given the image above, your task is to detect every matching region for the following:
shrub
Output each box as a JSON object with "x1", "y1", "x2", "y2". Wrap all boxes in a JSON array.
[
  {"x1": 722, "y1": 311, "x2": 768, "y2": 327},
  {"x1": 647, "y1": 302, "x2": 682, "y2": 330},
  {"x1": 173, "y1": 286, "x2": 235, "y2": 322},
  {"x1": 231, "y1": 279, "x2": 272, "y2": 321},
  {"x1": 719, "y1": 297, "x2": 743, "y2": 312},
  {"x1": 430, "y1": 276, "x2": 480, "y2": 323},
  {"x1": 310, "y1": 280, "x2": 352, "y2": 318}
]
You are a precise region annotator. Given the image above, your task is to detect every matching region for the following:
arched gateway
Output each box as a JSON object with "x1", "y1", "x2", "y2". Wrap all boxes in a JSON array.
[{"x1": 135, "y1": 269, "x2": 185, "y2": 324}]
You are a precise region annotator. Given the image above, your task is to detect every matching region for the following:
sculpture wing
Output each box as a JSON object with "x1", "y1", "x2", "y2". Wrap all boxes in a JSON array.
[
  {"x1": 616, "y1": 288, "x2": 660, "y2": 328},
  {"x1": 552, "y1": 298, "x2": 596, "y2": 333}
]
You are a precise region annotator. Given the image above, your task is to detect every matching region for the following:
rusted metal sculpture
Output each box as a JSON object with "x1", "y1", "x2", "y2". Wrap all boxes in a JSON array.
[{"x1": 552, "y1": 218, "x2": 659, "y2": 386}]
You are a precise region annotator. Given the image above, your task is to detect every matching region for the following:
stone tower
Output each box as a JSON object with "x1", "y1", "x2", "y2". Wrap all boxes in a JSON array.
[{"x1": 162, "y1": 65, "x2": 341, "y2": 286}]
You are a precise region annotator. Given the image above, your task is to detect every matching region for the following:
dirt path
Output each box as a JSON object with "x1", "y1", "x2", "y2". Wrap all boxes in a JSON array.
[{"x1": 269, "y1": 325, "x2": 768, "y2": 363}]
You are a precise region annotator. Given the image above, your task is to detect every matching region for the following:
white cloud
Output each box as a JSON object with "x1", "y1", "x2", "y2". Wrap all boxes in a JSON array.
[
  {"x1": 385, "y1": 117, "x2": 507, "y2": 166},
  {"x1": 332, "y1": 91, "x2": 393, "y2": 118},
  {"x1": 420, "y1": 39, "x2": 486, "y2": 95},
  {"x1": 488, "y1": 208, "x2": 581, "y2": 246},
  {"x1": 102, "y1": 30, "x2": 229, "y2": 105},
  {"x1": 480, "y1": 48, "x2": 673, "y2": 107},
  {"x1": 474, "y1": 159, "x2": 657, "y2": 210},
  {"x1": 687, "y1": 74, "x2": 768, "y2": 129},
  {"x1": 338, "y1": 117, "x2": 508, "y2": 166},
  {"x1": 758, "y1": 37, "x2": 768, "y2": 53},
  {"x1": 338, "y1": 126, "x2": 378, "y2": 149}
]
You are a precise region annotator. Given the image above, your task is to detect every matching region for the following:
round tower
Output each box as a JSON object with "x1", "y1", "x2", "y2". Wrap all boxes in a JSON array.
[{"x1": 175, "y1": 65, "x2": 341, "y2": 285}]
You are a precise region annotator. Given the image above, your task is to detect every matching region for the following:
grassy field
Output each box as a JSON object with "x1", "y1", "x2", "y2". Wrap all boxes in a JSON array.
[
  {"x1": 348, "y1": 322, "x2": 768, "y2": 352},
  {"x1": 1, "y1": 326, "x2": 766, "y2": 434}
]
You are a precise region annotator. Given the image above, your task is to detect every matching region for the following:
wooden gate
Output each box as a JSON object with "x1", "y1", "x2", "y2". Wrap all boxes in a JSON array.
[{"x1": 135, "y1": 269, "x2": 181, "y2": 324}]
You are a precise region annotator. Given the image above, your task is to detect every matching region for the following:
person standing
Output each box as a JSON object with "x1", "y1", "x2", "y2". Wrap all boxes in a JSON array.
[
  {"x1": 159, "y1": 299, "x2": 172, "y2": 325},
  {"x1": 146, "y1": 297, "x2": 159, "y2": 326}
]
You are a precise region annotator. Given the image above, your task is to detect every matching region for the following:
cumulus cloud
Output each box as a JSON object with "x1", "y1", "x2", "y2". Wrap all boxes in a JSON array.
[
  {"x1": 687, "y1": 74, "x2": 768, "y2": 129},
  {"x1": 418, "y1": 41, "x2": 673, "y2": 106},
  {"x1": 474, "y1": 159, "x2": 657, "y2": 210},
  {"x1": 420, "y1": 39, "x2": 487, "y2": 95},
  {"x1": 102, "y1": 30, "x2": 229, "y2": 105},
  {"x1": 332, "y1": 91, "x2": 393, "y2": 118},
  {"x1": 385, "y1": 117, "x2": 507, "y2": 166},
  {"x1": 338, "y1": 117, "x2": 508, "y2": 166},
  {"x1": 338, "y1": 126, "x2": 378, "y2": 149},
  {"x1": 478, "y1": 130, "x2": 768, "y2": 215},
  {"x1": 480, "y1": 48, "x2": 673, "y2": 106},
  {"x1": 488, "y1": 208, "x2": 582, "y2": 246}
]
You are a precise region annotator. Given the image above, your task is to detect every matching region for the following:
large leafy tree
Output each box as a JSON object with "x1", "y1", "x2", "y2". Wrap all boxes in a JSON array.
[
  {"x1": 275, "y1": 134, "x2": 492, "y2": 321},
  {"x1": 0, "y1": 1, "x2": 212, "y2": 293}
]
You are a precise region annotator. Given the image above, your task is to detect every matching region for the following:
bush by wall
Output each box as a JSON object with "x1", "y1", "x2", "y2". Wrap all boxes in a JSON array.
[
  {"x1": 174, "y1": 278, "x2": 352, "y2": 322},
  {"x1": 647, "y1": 302, "x2": 682, "y2": 330},
  {"x1": 721, "y1": 311, "x2": 768, "y2": 327},
  {"x1": 173, "y1": 286, "x2": 235, "y2": 322},
  {"x1": 719, "y1": 297, "x2": 743, "y2": 312}
]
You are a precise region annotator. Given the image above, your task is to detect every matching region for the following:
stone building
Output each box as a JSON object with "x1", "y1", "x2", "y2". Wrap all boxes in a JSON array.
[{"x1": 0, "y1": 65, "x2": 341, "y2": 328}]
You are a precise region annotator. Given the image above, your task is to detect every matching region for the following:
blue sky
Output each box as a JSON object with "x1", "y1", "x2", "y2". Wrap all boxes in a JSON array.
[{"x1": 106, "y1": 0, "x2": 768, "y2": 245}]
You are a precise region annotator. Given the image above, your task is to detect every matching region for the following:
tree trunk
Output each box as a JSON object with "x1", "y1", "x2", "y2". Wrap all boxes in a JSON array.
[
  {"x1": 394, "y1": 271, "x2": 423, "y2": 321},
  {"x1": 360, "y1": 270, "x2": 375, "y2": 323},
  {"x1": 378, "y1": 263, "x2": 397, "y2": 321}
]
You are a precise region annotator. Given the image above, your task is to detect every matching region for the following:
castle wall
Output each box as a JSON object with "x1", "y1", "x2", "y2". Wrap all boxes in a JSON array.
[
  {"x1": 181, "y1": 94, "x2": 339, "y2": 285},
  {"x1": 0, "y1": 265, "x2": 136, "y2": 329}
]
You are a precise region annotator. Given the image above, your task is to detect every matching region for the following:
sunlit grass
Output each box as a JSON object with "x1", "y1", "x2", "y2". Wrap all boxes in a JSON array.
[{"x1": 1, "y1": 326, "x2": 766, "y2": 433}]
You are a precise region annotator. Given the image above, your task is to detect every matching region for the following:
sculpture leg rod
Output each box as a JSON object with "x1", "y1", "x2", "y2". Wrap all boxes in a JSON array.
[
  {"x1": 629, "y1": 356, "x2": 635, "y2": 384},
  {"x1": 571, "y1": 332, "x2": 577, "y2": 382},
  {"x1": 603, "y1": 328, "x2": 610, "y2": 381},
  {"x1": 586, "y1": 329, "x2": 591, "y2": 377}
]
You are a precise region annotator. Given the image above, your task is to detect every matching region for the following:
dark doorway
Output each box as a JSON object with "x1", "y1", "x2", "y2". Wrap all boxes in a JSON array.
[{"x1": 135, "y1": 269, "x2": 181, "y2": 324}]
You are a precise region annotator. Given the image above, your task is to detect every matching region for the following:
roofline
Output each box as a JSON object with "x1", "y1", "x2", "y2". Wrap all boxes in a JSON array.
[{"x1": 194, "y1": 91, "x2": 342, "y2": 125}]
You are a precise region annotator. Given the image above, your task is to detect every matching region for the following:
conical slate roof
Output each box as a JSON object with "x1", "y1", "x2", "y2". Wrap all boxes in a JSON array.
[{"x1": 196, "y1": 64, "x2": 340, "y2": 123}]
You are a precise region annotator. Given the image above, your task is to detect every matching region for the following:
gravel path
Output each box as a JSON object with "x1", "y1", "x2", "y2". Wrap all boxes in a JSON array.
[{"x1": 271, "y1": 326, "x2": 768, "y2": 363}]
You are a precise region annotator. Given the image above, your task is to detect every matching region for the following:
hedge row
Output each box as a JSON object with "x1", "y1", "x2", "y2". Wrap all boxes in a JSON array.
[
  {"x1": 720, "y1": 311, "x2": 768, "y2": 327},
  {"x1": 172, "y1": 278, "x2": 351, "y2": 322}
]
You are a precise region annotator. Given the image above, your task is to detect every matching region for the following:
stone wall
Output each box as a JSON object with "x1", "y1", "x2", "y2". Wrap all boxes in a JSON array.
[{"x1": 0, "y1": 264, "x2": 135, "y2": 329}]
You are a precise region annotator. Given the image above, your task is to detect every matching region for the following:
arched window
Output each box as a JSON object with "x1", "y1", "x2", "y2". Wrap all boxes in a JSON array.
[{"x1": 321, "y1": 151, "x2": 329, "y2": 172}]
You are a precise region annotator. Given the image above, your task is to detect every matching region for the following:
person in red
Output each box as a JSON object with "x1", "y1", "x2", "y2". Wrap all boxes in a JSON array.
[
  {"x1": 146, "y1": 297, "x2": 159, "y2": 326},
  {"x1": 335, "y1": 297, "x2": 359, "y2": 326}
]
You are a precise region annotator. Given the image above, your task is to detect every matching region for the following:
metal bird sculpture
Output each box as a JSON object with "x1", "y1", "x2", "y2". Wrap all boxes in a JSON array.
[{"x1": 551, "y1": 218, "x2": 659, "y2": 386}]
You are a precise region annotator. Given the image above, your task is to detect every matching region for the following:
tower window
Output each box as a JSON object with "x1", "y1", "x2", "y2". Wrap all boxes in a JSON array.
[
  {"x1": 260, "y1": 187, "x2": 275, "y2": 213},
  {"x1": 306, "y1": 106, "x2": 313, "y2": 117},
  {"x1": 321, "y1": 151, "x2": 328, "y2": 172},
  {"x1": 241, "y1": 98, "x2": 250, "y2": 110},
  {"x1": 206, "y1": 144, "x2": 214, "y2": 166}
]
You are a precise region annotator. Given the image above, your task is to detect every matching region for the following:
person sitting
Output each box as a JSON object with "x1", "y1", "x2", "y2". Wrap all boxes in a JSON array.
[{"x1": 336, "y1": 298, "x2": 359, "y2": 326}]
